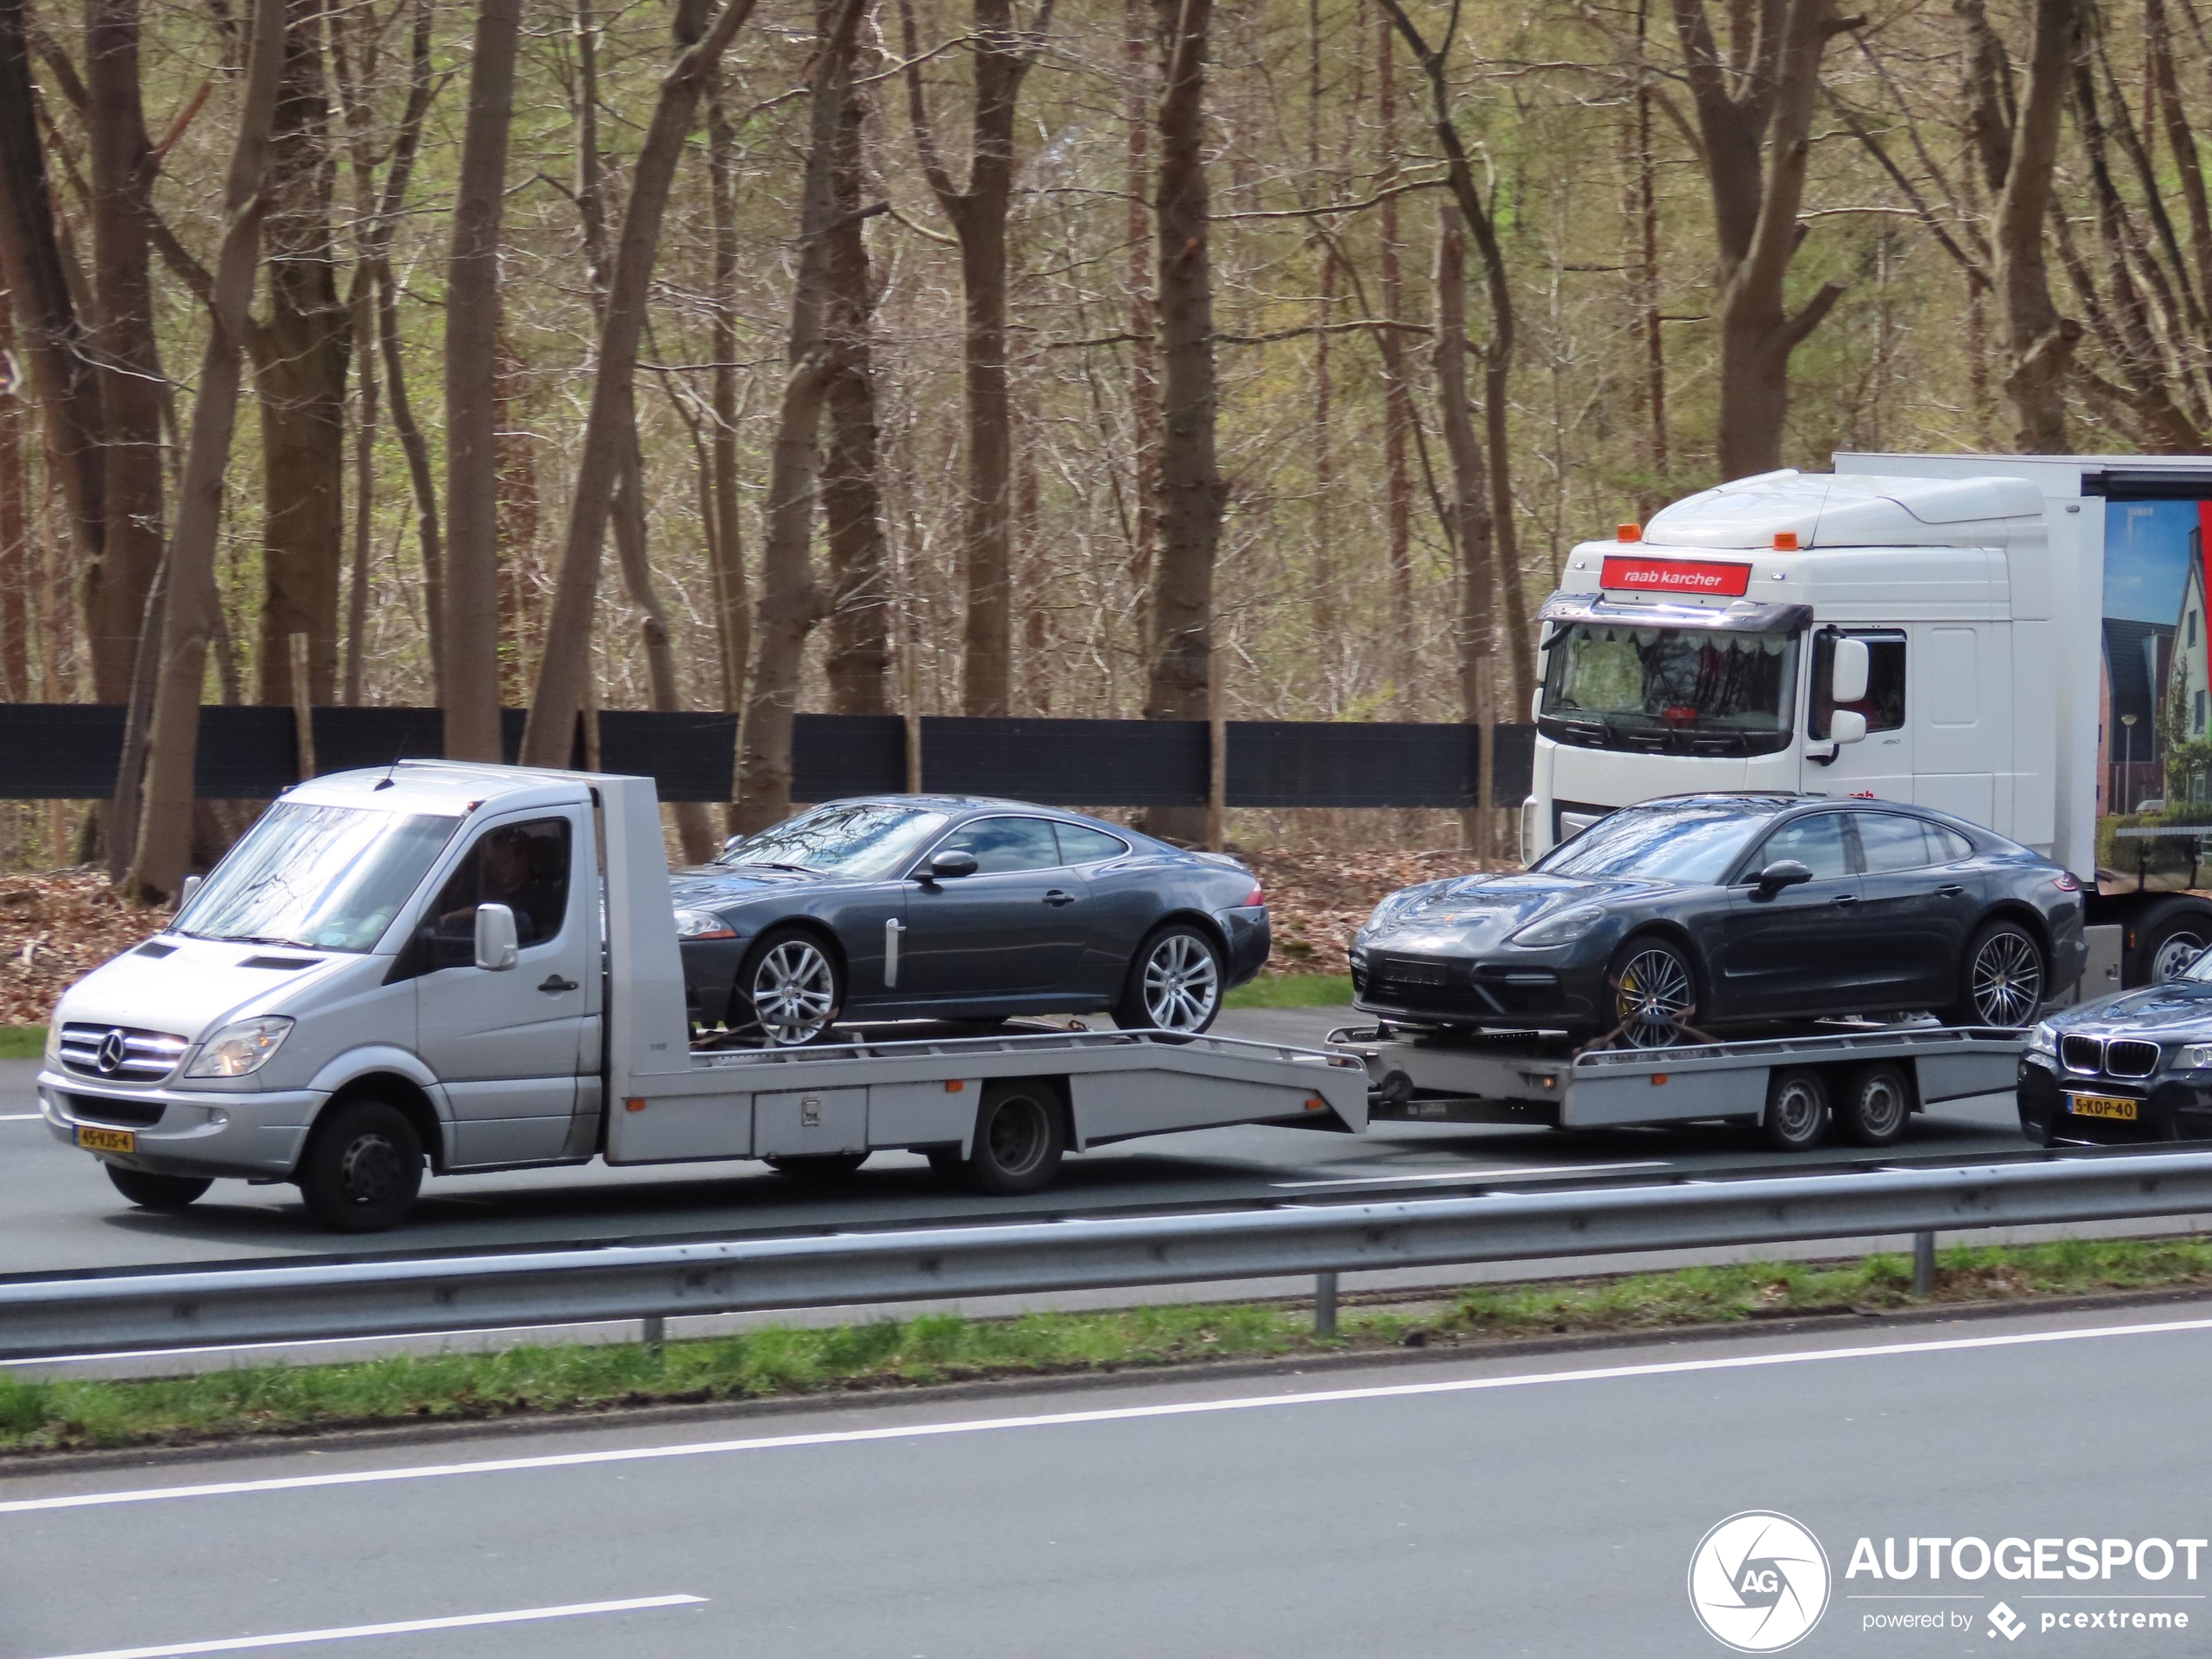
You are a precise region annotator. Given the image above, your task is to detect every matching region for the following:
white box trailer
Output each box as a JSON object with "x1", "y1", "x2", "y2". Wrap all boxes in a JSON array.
[
  {"x1": 38, "y1": 765, "x2": 1366, "y2": 1231},
  {"x1": 1527, "y1": 455, "x2": 2212, "y2": 989}
]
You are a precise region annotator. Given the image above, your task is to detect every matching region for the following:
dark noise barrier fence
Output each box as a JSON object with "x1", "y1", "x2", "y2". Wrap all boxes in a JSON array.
[{"x1": 0, "y1": 705, "x2": 1537, "y2": 810}]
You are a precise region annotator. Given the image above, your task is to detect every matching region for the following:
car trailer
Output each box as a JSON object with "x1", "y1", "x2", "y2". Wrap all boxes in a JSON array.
[{"x1": 1332, "y1": 1022, "x2": 2027, "y2": 1151}]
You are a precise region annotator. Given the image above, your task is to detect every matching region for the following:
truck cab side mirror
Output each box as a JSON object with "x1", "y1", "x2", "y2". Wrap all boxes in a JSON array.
[
  {"x1": 475, "y1": 902, "x2": 519, "y2": 971},
  {"x1": 1830, "y1": 708, "x2": 1867, "y2": 745},
  {"x1": 1831, "y1": 635, "x2": 1870, "y2": 705},
  {"x1": 179, "y1": 873, "x2": 201, "y2": 910},
  {"x1": 1753, "y1": 859, "x2": 1815, "y2": 895}
]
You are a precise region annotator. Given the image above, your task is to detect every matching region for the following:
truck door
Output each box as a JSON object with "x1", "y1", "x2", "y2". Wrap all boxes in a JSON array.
[
  {"x1": 1717, "y1": 811, "x2": 1865, "y2": 1016},
  {"x1": 1911, "y1": 623, "x2": 1996, "y2": 826},
  {"x1": 1808, "y1": 630, "x2": 1912, "y2": 804},
  {"x1": 409, "y1": 808, "x2": 592, "y2": 1167}
]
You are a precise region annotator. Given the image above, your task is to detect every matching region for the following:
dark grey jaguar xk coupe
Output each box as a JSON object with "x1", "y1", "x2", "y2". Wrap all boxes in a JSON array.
[{"x1": 672, "y1": 796, "x2": 1270, "y2": 1043}]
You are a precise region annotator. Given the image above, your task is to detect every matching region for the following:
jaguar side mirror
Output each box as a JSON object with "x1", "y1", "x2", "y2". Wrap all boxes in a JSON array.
[
  {"x1": 923, "y1": 849, "x2": 978, "y2": 881},
  {"x1": 1754, "y1": 859, "x2": 1815, "y2": 895},
  {"x1": 474, "y1": 902, "x2": 519, "y2": 971}
]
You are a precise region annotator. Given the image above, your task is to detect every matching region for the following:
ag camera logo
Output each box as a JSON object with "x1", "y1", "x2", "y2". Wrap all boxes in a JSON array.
[{"x1": 1689, "y1": 1511, "x2": 1831, "y2": 1652}]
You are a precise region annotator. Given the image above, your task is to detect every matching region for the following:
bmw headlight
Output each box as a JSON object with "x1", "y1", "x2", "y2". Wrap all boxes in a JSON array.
[
  {"x1": 2027, "y1": 1022, "x2": 2059, "y2": 1056},
  {"x1": 1508, "y1": 905, "x2": 1608, "y2": 948},
  {"x1": 2178, "y1": 1042, "x2": 2212, "y2": 1071},
  {"x1": 674, "y1": 907, "x2": 738, "y2": 941},
  {"x1": 185, "y1": 1016, "x2": 293, "y2": 1079}
]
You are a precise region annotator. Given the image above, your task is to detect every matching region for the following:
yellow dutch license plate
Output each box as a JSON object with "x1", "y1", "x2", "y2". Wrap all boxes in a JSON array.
[
  {"x1": 75, "y1": 1124, "x2": 136, "y2": 1154},
  {"x1": 2067, "y1": 1095, "x2": 2140, "y2": 1122}
]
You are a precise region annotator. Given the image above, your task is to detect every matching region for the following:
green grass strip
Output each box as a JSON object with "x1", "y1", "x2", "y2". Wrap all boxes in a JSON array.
[
  {"x1": 4, "y1": 1237, "x2": 2210, "y2": 1455},
  {"x1": 0, "y1": 1026, "x2": 46, "y2": 1060},
  {"x1": 1224, "y1": 973, "x2": 1353, "y2": 1010}
]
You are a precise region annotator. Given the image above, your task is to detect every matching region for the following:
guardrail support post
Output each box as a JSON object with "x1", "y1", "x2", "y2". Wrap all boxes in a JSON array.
[
  {"x1": 1912, "y1": 1231, "x2": 1936, "y2": 1298},
  {"x1": 1313, "y1": 1271, "x2": 1339, "y2": 1338},
  {"x1": 641, "y1": 1314, "x2": 665, "y2": 1358}
]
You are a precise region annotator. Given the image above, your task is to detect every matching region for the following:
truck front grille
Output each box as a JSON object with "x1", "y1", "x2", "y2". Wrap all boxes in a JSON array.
[{"x1": 58, "y1": 1023, "x2": 190, "y2": 1082}]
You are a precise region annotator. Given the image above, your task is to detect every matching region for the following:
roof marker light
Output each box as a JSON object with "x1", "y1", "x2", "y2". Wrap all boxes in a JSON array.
[
  {"x1": 1772, "y1": 530, "x2": 1799, "y2": 550},
  {"x1": 1617, "y1": 523, "x2": 1642, "y2": 543}
]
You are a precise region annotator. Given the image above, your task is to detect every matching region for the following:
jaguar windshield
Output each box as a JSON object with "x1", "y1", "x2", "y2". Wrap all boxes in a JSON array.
[
  {"x1": 1539, "y1": 623, "x2": 1798, "y2": 754},
  {"x1": 717, "y1": 803, "x2": 952, "y2": 880},
  {"x1": 1534, "y1": 801, "x2": 1774, "y2": 886},
  {"x1": 173, "y1": 803, "x2": 462, "y2": 953}
]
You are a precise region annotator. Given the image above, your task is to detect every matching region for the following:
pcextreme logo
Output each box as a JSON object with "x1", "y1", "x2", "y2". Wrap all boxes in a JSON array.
[{"x1": 1689, "y1": 1511, "x2": 1832, "y2": 1652}]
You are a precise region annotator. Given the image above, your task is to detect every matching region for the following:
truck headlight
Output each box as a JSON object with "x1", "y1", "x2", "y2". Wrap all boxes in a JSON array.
[
  {"x1": 674, "y1": 907, "x2": 738, "y2": 941},
  {"x1": 2178, "y1": 1042, "x2": 2212, "y2": 1071},
  {"x1": 1508, "y1": 905, "x2": 1607, "y2": 948},
  {"x1": 185, "y1": 1016, "x2": 294, "y2": 1078},
  {"x1": 2027, "y1": 1022, "x2": 2059, "y2": 1056}
]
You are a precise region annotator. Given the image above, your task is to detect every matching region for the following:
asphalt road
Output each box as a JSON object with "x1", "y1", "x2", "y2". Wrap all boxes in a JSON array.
[
  {"x1": 5, "y1": 1301, "x2": 2209, "y2": 1658},
  {"x1": 0, "y1": 1006, "x2": 2042, "y2": 1275}
]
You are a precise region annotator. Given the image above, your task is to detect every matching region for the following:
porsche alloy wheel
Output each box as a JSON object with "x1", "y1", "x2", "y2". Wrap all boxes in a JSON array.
[
  {"x1": 1611, "y1": 941, "x2": 1696, "y2": 1049},
  {"x1": 1966, "y1": 926, "x2": 2044, "y2": 1028},
  {"x1": 743, "y1": 933, "x2": 842, "y2": 1046}
]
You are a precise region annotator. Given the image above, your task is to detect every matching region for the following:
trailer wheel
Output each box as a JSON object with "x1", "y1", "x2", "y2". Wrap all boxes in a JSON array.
[
  {"x1": 763, "y1": 1152, "x2": 870, "y2": 1183},
  {"x1": 296, "y1": 1100, "x2": 422, "y2": 1233},
  {"x1": 104, "y1": 1164, "x2": 212, "y2": 1212},
  {"x1": 1762, "y1": 1068, "x2": 1831, "y2": 1152},
  {"x1": 1837, "y1": 1062, "x2": 1912, "y2": 1148},
  {"x1": 959, "y1": 1080, "x2": 1067, "y2": 1196}
]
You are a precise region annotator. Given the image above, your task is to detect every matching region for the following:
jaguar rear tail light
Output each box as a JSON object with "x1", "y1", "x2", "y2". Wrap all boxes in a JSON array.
[{"x1": 1244, "y1": 883, "x2": 1264, "y2": 907}]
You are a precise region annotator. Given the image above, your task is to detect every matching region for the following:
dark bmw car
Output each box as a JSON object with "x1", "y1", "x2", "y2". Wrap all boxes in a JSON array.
[
  {"x1": 2019, "y1": 964, "x2": 2212, "y2": 1145},
  {"x1": 673, "y1": 796, "x2": 1269, "y2": 1043},
  {"x1": 1350, "y1": 793, "x2": 2087, "y2": 1048}
]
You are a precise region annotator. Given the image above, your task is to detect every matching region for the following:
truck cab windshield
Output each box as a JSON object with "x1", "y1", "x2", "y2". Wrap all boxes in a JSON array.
[
  {"x1": 1539, "y1": 623, "x2": 1798, "y2": 755},
  {"x1": 173, "y1": 802, "x2": 462, "y2": 953}
]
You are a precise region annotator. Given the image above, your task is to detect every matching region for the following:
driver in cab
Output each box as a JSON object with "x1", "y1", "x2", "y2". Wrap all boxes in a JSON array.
[{"x1": 436, "y1": 827, "x2": 551, "y2": 954}]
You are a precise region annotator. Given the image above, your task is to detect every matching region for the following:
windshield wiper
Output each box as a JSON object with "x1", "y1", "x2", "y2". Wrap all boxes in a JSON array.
[{"x1": 719, "y1": 860, "x2": 819, "y2": 875}]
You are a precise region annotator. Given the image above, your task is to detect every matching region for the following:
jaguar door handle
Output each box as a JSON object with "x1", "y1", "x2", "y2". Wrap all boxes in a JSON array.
[
  {"x1": 538, "y1": 974, "x2": 580, "y2": 994},
  {"x1": 1043, "y1": 890, "x2": 1076, "y2": 907}
]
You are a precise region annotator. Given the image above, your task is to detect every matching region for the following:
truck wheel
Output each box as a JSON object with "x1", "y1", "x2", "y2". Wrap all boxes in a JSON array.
[
  {"x1": 1950, "y1": 921, "x2": 2046, "y2": 1028},
  {"x1": 1837, "y1": 1062, "x2": 1912, "y2": 1148},
  {"x1": 1762, "y1": 1068, "x2": 1831, "y2": 1152},
  {"x1": 105, "y1": 1164, "x2": 212, "y2": 1212},
  {"x1": 2133, "y1": 900, "x2": 2212, "y2": 985},
  {"x1": 763, "y1": 1152, "x2": 870, "y2": 1183},
  {"x1": 297, "y1": 1101, "x2": 422, "y2": 1233},
  {"x1": 1115, "y1": 923, "x2": 1224, "y2": 1035},
  {"x1": 732, "y1": 928, "x2": 844, "y2": 1046},
  {"x1": 1608, "y1": 935, "x2": 1698, "y2": 1049},
  {"x1": 959, "y1": 1080, "x2": 1067, "y2": 1196}
]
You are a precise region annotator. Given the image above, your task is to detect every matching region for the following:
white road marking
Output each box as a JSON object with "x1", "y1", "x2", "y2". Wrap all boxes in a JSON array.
[
  {"x1": 6, "y1": 1313, "x2": 2209, "y2": 1517},
  {"x1": 1272, "y1": 1160, "x2": 1669, "y2": 1189},
  {"x1": 18, "y1": 1595, "x2": 707, "y2": 1659},
  {"x1": 0, "y1": 1112, "x2": 44, "y2": 1122}
]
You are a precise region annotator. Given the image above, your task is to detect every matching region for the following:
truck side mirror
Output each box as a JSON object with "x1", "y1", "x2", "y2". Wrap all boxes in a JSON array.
[
  {"x1": 474, "y1": 902, "x2": 519, "y2": 971},
  {"x1": 179, "y1": 873, "x2": 201, "y2": 910},
  {"x1": 1831, "y1": 635, "x2": 1870, "y2": 705},
  {"x1": 1830, "y1": 708, "x2": 1867, "y2": 745}
]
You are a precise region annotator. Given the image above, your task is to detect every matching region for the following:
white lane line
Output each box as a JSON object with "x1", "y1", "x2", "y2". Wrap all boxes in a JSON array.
[
  {"x1": 0, "y1": 1112, "x2": 44, "y2": 1121},
  {"x1": 1272, "y1": 1160, "x2": 1670, "y2": 1189},
  {"x1": 17, "y1": 1595, "x2": 707, "y2": 1659},
  {"x1": 7, "y1": 1313, "x2": 2210, "y2": 1517}
]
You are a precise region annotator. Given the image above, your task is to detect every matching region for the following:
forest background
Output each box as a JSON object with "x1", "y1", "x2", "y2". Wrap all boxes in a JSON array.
[{"x1": 0, "y1": 0, "x2": 2187, "y2": 895}]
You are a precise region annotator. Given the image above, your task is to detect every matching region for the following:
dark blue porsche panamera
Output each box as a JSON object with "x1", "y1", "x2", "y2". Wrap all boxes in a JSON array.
[{"x1": 672, "y1": 797, "x2": 1271, "y2": 1043}]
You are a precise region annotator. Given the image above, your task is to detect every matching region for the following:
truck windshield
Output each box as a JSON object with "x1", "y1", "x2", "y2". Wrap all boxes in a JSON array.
[
  {"x1": 1539, "y1": 623, "x2": 1798, "y2": 755},
  {"x1": 174, "y1": 803, "x2": 462, "y2": 953},
  {"x1": 718, "y1": 803, "x2": 952, "y2": 880},
  {"x1": 1534, "y1": 801, "x2": 1771, "y2": 885}
]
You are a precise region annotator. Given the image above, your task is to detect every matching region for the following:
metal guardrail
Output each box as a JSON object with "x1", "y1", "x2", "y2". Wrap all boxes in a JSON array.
[{"x1": 7, "y1": 1150, "x2": 2212, "y2": 1361}]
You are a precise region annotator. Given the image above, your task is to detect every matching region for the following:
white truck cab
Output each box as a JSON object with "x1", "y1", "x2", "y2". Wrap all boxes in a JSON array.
[
  {"x1": 1528, "y1": 456, "x2": 2212, "y2": 988},
  {"x1": 41, "y1": 763, "x2": 1366, "y2": 1231}
]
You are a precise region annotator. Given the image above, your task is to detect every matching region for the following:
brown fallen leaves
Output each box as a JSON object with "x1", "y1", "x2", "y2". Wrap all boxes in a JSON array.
[
  {"x1": 1243, "y1": 844, "x2": 1499, "y2": 977},
  {"x1": 0, "y1": 871, "x2": 171, "y2": 1028}
]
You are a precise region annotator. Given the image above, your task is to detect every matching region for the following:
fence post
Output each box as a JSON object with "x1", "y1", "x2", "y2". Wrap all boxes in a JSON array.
[
  {"x1": 1313, "y1": 1271, "x2": 1339, "y2": 1338},
  {"x1": 641, "y1": 1314, "x2": 664, "y2": 1358},
  {"x1": 1912, "y1": 1231, "x2": 1936, "y2": 1298}
]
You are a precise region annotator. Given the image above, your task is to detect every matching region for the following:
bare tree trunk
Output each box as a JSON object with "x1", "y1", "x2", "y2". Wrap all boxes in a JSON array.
[
  {"x1": 442, "y1": 0, "x2": 524, "y2": 760},
  {"x1": 705, "y1": 71, "x2": 748, "y2": 724},
  {"x1": 255, "y1": 0, "x2": 349, "y2": 709},
  {"x1": 519, "y1": 0, "x2": 762, "y2": 768},
  {"x1": 822, "y1": 68, "x2": 890, "y2": 716},
  {"x1": 0, "y1": 0, "x2": 107, "y2": 690},
  {"x1": 1989, "y1": 0, "x2": 2082, "y2": 448},
  {"x1": 1123, "y1": 0, "x2": 1157, "y2": 665},
  {"x1": 563, "y1": 0, "x2": 718, "y2": 863},
  {"x1": 1434, "y1": 202, "x2": 1494, "y2": 859},
  {"x1": 125, "y1": 0, "x2": 286, "y2": 900},
  {"x1": 1667, "y1": 0, "x2": 1848, "y2": 479},
  {"x1": 0, "y1": 280, "x2": 26, "y2": 698},
  {"x1": 1628, "y1": 0, "x2": 1669, "y2": 514},
  {"x1": 731, "y1": 0, "x2": 867, "y2": 832},
  {"x1": 1374, "y1": 3, "x2": 1415, "y2": 706},
  {"x1": 1140, "y1": 0, "x2": 1219, "y2": 846}
]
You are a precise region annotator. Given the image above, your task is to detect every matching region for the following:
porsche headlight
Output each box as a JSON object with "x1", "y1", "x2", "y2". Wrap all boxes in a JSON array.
[
  {"x1": 1508, "y1": 905, "x2": 1608, "y2": 948},
  {"x1": 185, "y1": 1016, "x2": 293, "y2": 1079},
  {"x1": 2027, "y1": 1022, "x2": 2059, "y2": 1056},
  {"x1": 674, "y1": 907, "x2": 738, "y2": 941}
]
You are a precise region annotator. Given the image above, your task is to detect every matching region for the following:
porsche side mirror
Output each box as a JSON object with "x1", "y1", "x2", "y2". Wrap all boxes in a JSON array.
[
  {"x1": 722, "y1": 834, "x2": 744, "y2": 853},
  {"x1": 474, "y1": 902, "x2": 519, "y2": 971},
  {"x1": 1753, "y1": 859, "x2": 1814, "y2": 895},
  {"x1": 923, "y1": 849, "x2": 978, "y2": 881}
]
